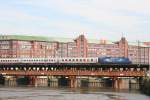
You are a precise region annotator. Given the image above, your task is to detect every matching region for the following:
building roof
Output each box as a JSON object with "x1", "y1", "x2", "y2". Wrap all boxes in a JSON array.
[
  {"x1": 0, "y1": 35, "x2": 114, "y2": 44},
  {"x1": 0, "y1": 35, "x2": 148, "y2": 47},
  {"x1": 0, "y1": 35, "x2": 74, "y2": 42},
  {"x1": 0, "y1": 35, "x2": 50, "y2": 41}
]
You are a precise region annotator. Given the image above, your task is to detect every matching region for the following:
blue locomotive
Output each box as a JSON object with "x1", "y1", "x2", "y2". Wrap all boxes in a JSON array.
[{"x1": 98, "y1": 57, "x2": 132, "y2": 64}]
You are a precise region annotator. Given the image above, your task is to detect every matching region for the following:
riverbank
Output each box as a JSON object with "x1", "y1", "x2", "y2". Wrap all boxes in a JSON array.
[{"x1": 140, "y1": 77, "x2": 150, "y2": 96}]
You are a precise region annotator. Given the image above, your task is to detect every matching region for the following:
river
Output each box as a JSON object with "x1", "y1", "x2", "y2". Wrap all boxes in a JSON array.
[{"x1": 0, "y1": 87, "x2": 149, "y2": 100}]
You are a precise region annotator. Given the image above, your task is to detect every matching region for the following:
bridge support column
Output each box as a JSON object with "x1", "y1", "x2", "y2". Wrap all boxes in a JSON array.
[
  {"x1": 113, "y1": 77, "x2": 130, "y2": 89},
  {"x1": 69, "y1": 76, "x2": 78, "y2": 88},
  {"x1": 29, "y1": 76, "x2": 36, "y2": 86},
  {"x1": 129, "y1": 78, "x2": 140, "y2": 89},
  {"x1": 88, "y1": 77, "x2": 103, "y2": 88},
  {"x1": 34, "y1": 76, "x2": 48, "y2": 87},
  {"x1": 48, "y1": 76, "x2": 58, "y2": 88},
  {"x1": 5, "y1": 76, "x2": 17, "y2": 86}
]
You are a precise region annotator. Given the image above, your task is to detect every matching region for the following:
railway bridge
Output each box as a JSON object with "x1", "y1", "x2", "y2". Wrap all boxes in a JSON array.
[{"x1": 0, "y1": 63, "x2": 149, "y2": 89}]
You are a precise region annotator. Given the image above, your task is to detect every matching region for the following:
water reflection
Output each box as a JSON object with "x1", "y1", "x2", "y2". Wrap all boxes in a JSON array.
[{"x1": 0, "y1": 87, "x2": 149, "y2": 100}]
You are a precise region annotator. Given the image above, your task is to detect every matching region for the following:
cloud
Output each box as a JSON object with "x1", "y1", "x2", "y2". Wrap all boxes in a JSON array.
[{"x1": 0, "y1": 0, "x2": 150, "y2": 41}]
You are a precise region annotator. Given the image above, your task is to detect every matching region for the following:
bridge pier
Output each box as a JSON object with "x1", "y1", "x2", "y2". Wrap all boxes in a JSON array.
[
  {"x1": 112, "y1": 77, "x2": 140, "y2": 89},
  {"x1": 88, "y1": 77, "x2": 105, "y2": 88},
  {"x1": 29, "y1": 76, "x2": 36, "y2": 86},
  {"x1": 113, "y1": 78, "x2": 128, "y2": 89},
  {"x1": 48, "y1": 76, "x2": 58, "y2": 88},
  {"x1": 4, "y1": 76, "x2": 17, "y2": 86},
  {"x1": 129, "y1": 77, "x2": 140, "y2": 89},
  {"x1": 22, "y1": 76, "x2": 49, "y2": 87},
  {"x1": 69, "y1": 76, "x2": 79, "y2": 88}
]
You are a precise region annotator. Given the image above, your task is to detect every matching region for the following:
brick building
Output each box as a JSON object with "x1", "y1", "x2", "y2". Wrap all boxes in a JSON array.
[{"x1": 0, "y1": 35, "x2": 149, "y2": 64}]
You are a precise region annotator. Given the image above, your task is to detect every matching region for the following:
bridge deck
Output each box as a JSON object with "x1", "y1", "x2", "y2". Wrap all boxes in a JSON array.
[
  {"x1": 0, "y1": 63, "x2": 149, "y2": 68},
  {"x1": 0, "y1": 63, "x2": 148, "y2": 77},
  {"x1": 0, "y1": 70, "x2": 146, "y2": 77}
]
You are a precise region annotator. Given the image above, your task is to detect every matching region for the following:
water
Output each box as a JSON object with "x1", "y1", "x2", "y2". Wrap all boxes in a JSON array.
[{"x1": 0, "y1": 87, "x2": 149, "y2": 100}]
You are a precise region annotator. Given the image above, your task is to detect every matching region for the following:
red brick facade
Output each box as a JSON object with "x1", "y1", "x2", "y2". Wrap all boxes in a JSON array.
[{"x1": 0, "y1": 35, "x2": 149, "y2": 64}]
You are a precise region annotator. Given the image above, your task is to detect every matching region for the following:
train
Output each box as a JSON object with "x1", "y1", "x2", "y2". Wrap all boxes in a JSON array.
[
  {"x1": 0, "y1": 57, "x2": 132, "y2": 64},
  {"x1": 98, "y1": 57, "x2": 132, "y2": 64}
]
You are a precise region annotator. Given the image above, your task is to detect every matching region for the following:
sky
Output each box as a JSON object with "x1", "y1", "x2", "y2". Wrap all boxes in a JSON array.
[{"x1": 0, "y1": 0, "x2": 150, "y2": 42}]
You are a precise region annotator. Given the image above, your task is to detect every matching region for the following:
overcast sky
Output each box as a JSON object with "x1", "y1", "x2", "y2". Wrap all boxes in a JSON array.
[{"x1": 0, "y1": 0, "x2": 150, "y2": 42}]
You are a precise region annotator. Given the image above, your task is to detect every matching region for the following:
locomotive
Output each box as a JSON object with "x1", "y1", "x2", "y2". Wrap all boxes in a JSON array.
[
  {"x1": 98, "y1": 57, "x2": 132, "y2": 64},
  {"x1": 0, "y1": 57, "x2": 132, "y2": 64}
]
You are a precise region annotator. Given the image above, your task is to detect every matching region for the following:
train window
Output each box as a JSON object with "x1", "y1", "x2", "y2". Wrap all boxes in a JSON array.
[
  {"x1": 69, "y1": 59, "x2": 71, "y2": 61},
  {"x1": 62, "y1": 59, "x2": 64, "y2": 61},
  {"x1": 72, "y1": 59, "x2": 75, "y2": 61},
  {"x1": 80, "y1": 59, "x2": 82, "y2": 61},
  {"x1": 76, "y1": 59, "x2": 78, "y2": 61},
  {"x1": 65, "y1": 59, "x2": 67, "y2": 61},
  {"x1": 91, "y1": 59, "x2": 93, "y2": 61}
]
